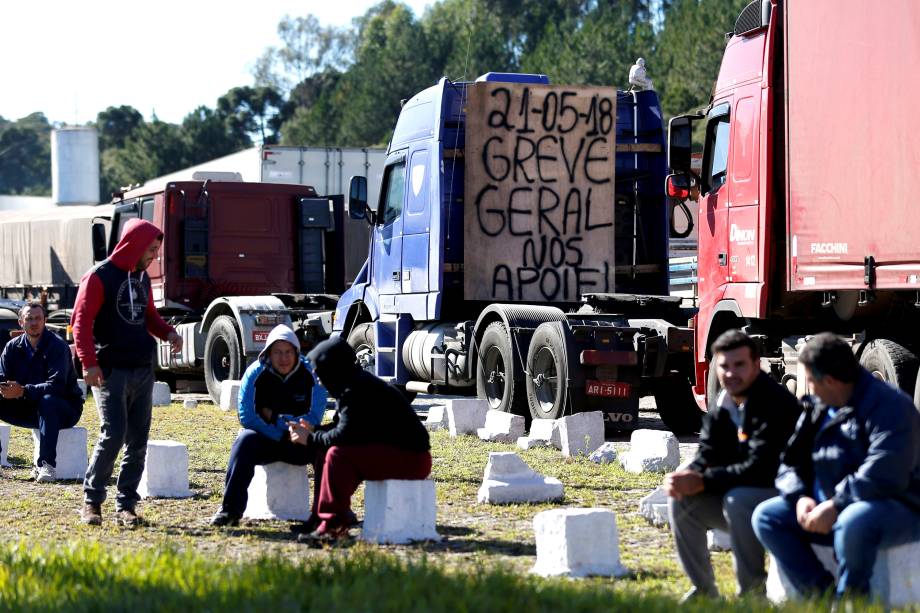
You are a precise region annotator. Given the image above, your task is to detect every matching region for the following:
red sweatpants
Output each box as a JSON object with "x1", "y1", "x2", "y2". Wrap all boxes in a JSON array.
[{"x1": 314, "y1": 444, "x2": 432, "y2": 525}]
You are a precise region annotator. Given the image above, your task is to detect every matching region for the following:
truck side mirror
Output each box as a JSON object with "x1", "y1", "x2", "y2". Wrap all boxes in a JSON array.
[
  {"x1": 668, "y1": 115, "x2": 698, "y2": 173},
  {"x1": 348, "y1": 176, "x2": 373, "y2": 223},
  {"x1": 91, "y1": 223, "x2": 108, "y2": 262},
  {"x1": 666, "y1": 173, "x2": 694, "y2": 201}
]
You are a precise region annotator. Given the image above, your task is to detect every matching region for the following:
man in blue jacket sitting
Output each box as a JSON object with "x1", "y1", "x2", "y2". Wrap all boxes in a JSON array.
[
  {"x1": 210, "y1": 324, "x2": 327, "y2": 526},
  {"x1": 753, "y1": 332, "x2": 920, "y2": 599},
  {"x1": 0, "y1": 302, "x2": 84, "y2": 482}
]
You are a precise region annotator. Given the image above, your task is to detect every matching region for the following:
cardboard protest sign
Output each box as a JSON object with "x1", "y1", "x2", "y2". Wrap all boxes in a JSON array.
[{"x1": 464, "y1": 82, "x2": 617, "y2": 302}]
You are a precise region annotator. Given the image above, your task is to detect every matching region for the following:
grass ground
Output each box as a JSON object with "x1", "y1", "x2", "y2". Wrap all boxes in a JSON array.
[{"x1": 0, "y1": 398, "x2": 892, "y2": 611}]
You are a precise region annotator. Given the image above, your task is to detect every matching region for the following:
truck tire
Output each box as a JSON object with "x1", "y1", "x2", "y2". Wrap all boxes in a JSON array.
[
  {"x1": 346, "y1": 322, "x2": 417, "y2": 403},
  {"x1": 477, "y1": 321, "x2": 529, "y2": 416},
  {"x1": 204, "y1": 316, "x2": 244, "y2": 404},
  {"x1": 859, "y1": 339, "x2": 918, "y2": 397},
  {"x1": 525, "y1": 322, "x2": 582, "y2": 421},
  {"x1": 653, "y1": 375, "x2": 704, "y2": 434}
]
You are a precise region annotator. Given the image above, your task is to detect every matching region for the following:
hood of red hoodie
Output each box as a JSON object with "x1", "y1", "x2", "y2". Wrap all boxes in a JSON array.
[{"x1": 109, "y1": 219, "x2": 164, "y2": 272}]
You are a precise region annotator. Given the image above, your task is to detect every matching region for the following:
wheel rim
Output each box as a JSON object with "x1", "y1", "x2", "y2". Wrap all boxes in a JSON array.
[
  {"x1": 483, "y1": 345, "x2": 507, "y2": 409},
  {"x1": 210, "y1": 337, "x2": 231, "y2": 381},
  {"x1": 531, "y1": 346, "x2": 559, "y2": 416},
  {"x1": 354, "y1": 343, "x2": 375, "y2": 374}
]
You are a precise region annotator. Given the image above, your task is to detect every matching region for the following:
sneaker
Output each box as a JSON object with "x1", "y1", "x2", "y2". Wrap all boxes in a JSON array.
[
  {"x1": 679, "y1": 587, "x2": 718, "y2": 604},
  {"x1": 34, "y1": 461, "x2": 56, "y2": 483},
  {"x1": 209, "y1": 510, "x2": 241, "y2": 527},
  {"x1": 115, "y1": 508, "x2": 141, "y2": 527},
  {"x1": 295, "y1": 521, "x2": 351, "y2": 545},
  {"x1": 81, "y1": 503, "x2": 102, "y2": 526}
]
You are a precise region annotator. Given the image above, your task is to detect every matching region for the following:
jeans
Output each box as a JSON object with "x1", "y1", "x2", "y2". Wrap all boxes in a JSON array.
[
  {"x1": 753, "y1": 495, "x2": 920, "y2": 597},
  {"x1": 84, "y1": 366, "x2": 154, "y2": 511},
  {"x1": 669, "y1": 486, "x2": 778, "y2": 596},
  {"x1": 0, "y1": 394, "x2": 82, "y2": 467},
  {"x1": 221, "y1": 429, "x2": 314, "y2": 517},
  {"x1": 316, "y1": 444, "x2": 432, "y2": 527}
]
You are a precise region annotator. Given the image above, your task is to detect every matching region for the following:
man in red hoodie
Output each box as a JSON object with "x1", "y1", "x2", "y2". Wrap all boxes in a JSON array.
[{"x1": 71, "y1": 219, "x2": 181, "y2": 527}]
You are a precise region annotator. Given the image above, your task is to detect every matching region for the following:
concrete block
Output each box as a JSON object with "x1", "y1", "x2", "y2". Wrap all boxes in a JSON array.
[
  {"x1": 531, "y1": 508, "x2": 628, "y2": 578},
  {"x1": 555, "y1": 411, "x2": 605, "y2": 457},
  {"x1": 0, "y1": 424, "x2": 9, "y2": 467},
  {"x1": 638, "y1": 487, "x2": 670, "y2": 527},
  {"x1": 31, "y1": 427, "x2": 87, "y2": 479},
  {"x1": 620, "y1": 429, "x2": 680, "y2": 473},
  {"x1": 707, "y1": 529, "x2": 731, "y2": 552},
  {"x1": 477, "y1": 451, "x2": 564, "y2": 504},
  {"x1": 138, "y1": 440, "x2": 192, "y2": 498},
  {"x1": 516, "y1": 418, "x2": 559, "y2": 449},
  {"x1": 183, "y1": 398, "x2": 198, "y2": 410},
  {"x1": 361, "y1": 479, "x2": 440, "y2": 544},
  {"x1": 446, "y1": 398, "x2": 489, "y2": 436},
  {"x1": 243, "y1": 462, "x2": 310, "y2": 521},
  {"x1": 589, "y1": 442, "x2": 619, "y2": 464},
  {"x1": 424, "y1": 405, "x2": 448, "y2": 432},
  {"x1": 530, "y1": 418, "x2": 558, "y2": 443},
  {"x1": 477, "y1": 409, "x2": 526, "y2": 443},
  {"x1": 219, "y1": 380, "x2": 241, "y2": 411},
  {"x1": 767, "y1": 542, "x2": 920, "y2": 607},
  {"x1": 152, "y1": 381, "x2": 172, "y2": 406}
]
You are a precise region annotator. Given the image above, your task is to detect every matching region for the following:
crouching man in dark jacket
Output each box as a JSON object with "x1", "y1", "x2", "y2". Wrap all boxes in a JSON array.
[
  {"x1": 665, "y1": 329, "x2": 801, "y2": 600},
  {"x1": 0, "y1": 302, "x2": 84, "y2": 482},
  {"x1": 288, "y1": 336, "x2": 431, "y2": 543},
  {"x1": 753, "y1": 332, "x2": 920, "y2": 599}
]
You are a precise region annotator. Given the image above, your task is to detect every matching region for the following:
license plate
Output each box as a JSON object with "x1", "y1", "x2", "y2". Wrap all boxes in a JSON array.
[
  {"x1": 585, "y1": 380, "x2": 631, "y2": 398},
  {"x1": 253, "y1": 330, "x2": 270, "y2": 343}
]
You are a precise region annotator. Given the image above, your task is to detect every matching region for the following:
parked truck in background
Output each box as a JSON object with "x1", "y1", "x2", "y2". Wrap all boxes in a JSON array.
[
  {"x1": 666, "y1": 0, "x2": 920, "y2": 406},
  {"x1": 334, "y1": 72, "x2": 705, "y2": 433},
  {"x1": 0, "y1": 178, "x2": 360, "y2": 403},
  {"x1": 151, "y1": 145, "x2": 386, "y2": 287}
]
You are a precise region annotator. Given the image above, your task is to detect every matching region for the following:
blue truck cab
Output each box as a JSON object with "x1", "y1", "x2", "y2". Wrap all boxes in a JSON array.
[{"x1": 335, "y1": 73, "x2": 700, "y2": 434}]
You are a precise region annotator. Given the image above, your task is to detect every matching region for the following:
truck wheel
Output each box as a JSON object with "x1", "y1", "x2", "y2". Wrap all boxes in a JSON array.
[
  {"x1": 204, "y1": 316, "x2": 244, "y2": 404},
  {"x1": 476, "y1": 321, "x2": 528, "y2": 416},
  {"x1": 525, "y1": 322, "x2": 581, "y2": 421},
  {"x1": 859, "y1": 339, "x2": 918, "y2": 397},
  {"x1": 346, "y1": 322, "x2": 417, "y2": 403},
  {"x1": 654, "y1": 375, "x2": 704, "y2": 434}
]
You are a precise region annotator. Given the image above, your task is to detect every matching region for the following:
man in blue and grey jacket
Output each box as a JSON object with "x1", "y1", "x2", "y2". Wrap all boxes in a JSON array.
[
  {"x1": 0, "y1": 302, "x2": 84, "y2": 482},
  {"x1": 210, "y1": 324, "x2": 327, "y2": 526},
  {"x1": 753, "y1": 332, "x2": 920, "y2": 599}
]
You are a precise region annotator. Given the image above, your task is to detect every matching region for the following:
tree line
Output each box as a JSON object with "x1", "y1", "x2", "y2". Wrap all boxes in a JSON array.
[{"x1": 0, "y1": 0, "x2": 746, "y2": 201}]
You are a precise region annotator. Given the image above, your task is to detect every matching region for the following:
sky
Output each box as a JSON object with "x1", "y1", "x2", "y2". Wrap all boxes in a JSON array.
[{"x1": 0, "y1": 0, "x2": 432, "y2": 126}]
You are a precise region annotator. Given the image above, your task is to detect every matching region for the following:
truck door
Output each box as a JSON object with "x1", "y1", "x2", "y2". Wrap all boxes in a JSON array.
[
  {"x1": 401, "y1": 147, "x2": 431, "y2": 294},
  {"x1": 372, "y1": 155, "x2": 407, "y2": 296},
  {"x1": 726, "y1": 86, "x2": 760, "y2": 283},
  {"x1": 143, "y1": 197, "x2": 167, "y2": 305},
  {"x1": 697, "y1": 102, "x2": 731, "y2": 298}
]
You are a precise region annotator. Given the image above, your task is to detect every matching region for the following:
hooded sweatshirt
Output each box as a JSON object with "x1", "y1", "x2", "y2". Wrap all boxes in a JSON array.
[
  {"x1": 237, "y1": 325, "x2": 327, "y2": 441},
  {"x1": 306, "y1": 337, "x2": 429, "y2": 451},
  {"x1": 71, "y1": 219, "x2": 175, "y2": 370}
]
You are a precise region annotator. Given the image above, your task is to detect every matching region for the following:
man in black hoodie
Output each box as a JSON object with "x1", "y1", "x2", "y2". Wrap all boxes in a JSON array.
[
  {"x1": 289, "y1": 336, "x2": 430, "y2": 541},
  {"x1": 665, "y1": 329, "x2": 801, "y2": 600}
]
